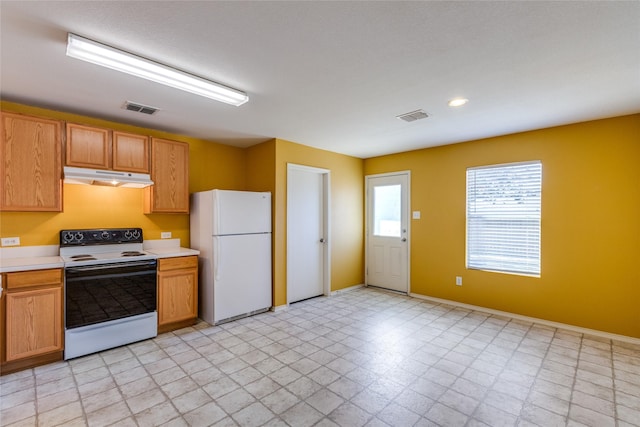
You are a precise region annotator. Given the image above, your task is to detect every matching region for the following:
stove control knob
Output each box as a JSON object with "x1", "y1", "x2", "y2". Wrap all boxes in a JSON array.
[
  {"x1": 76, "y1": 232, "x2": 84, "y2": 241},
  {"x1": 124, "y1": 230, "x2": 132, "y2": 239},
  {"x1": 132, "y1": 230, "x2": 141, "y2": 239},
  {"x1": 101, "y1": 231, "x2": 110, "y2": 240},
  {"x1": 63, "y1": 233, "x2": 74, "y2": 242}
]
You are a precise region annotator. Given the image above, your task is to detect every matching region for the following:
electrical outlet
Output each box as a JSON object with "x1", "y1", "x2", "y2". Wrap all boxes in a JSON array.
[
  {"x1": 161, "y1": 232, "x2": 172, "y2": 239},
  {"x1": 412, "y1": 211, "x2": 421, "y2": 219},
  {"x1": 1, "y1": 237, "x2": 20, "y2": 246},
  {"x1": 455, "y1": 276, "x2": 462, "y2": 286}
]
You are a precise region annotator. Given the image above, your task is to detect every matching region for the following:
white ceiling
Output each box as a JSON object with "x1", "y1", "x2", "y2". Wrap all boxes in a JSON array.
[{"x1": 1, "y1": 1, "x2": 639, "y2": 158}]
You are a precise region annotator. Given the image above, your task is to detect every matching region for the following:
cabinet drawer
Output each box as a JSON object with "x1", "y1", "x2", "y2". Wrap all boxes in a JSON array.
[
  {"x1": 6, "y1": 269, "x2": 63, "y2": 290},
  {"x1": 158, "y1": 256, "x2": 198, "y2": 272}
]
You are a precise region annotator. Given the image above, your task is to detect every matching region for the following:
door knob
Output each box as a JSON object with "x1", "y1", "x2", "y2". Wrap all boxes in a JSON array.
[
  {"x1": 401, "y1": 238, "x2": 407, "y2": 242},
  {"x1": 320, "y1": 238, "x2": 325, "y2": 243}
]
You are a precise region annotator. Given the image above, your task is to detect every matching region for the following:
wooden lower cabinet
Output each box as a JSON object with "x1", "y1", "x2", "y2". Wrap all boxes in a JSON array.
[
  {"x1": 157, "y1": 256, "x2": 198, "y2": 333},
  {"x1": 1, "y1": 268, "x2": 63, "y2": 375},
  {"x1": 6, "y1": 287, "x2": 62, "y2": 361},
  {"x1": 1, "y1": 277, "x2": 5, "y2": 366}
]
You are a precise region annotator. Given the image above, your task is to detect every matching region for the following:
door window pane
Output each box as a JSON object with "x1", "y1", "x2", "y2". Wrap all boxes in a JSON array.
[{"x1": 373, "y1": 184, "x2": 401, "y2": 237}]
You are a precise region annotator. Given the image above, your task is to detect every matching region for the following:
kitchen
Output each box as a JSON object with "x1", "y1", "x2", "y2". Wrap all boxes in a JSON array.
[{"x1": 0, "y1": 101, "x2": 366, "y2": 375}]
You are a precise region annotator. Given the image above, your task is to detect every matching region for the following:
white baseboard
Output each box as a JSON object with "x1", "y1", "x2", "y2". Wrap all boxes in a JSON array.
[
  {"x1": 273, "y1": 284, "x2": 363, "y2": 311},
  {"x1": 271, "y1": 304, "x2": 288, "y2": 313},
  {"x1": 330, "y1": 284, "x2": 364, "y2": 296},
  {"x1": 409, "y1": 292, "x2": 640, "y2": 346}
]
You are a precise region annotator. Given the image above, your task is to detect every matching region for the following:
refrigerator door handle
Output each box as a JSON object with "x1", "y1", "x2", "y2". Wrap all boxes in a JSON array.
[
  {"x1": 214, "y1": 237, "x2": 221, "y2": 281},
  {"x1": 213, "y1": 191, "x2": 221, "y2": 236}
]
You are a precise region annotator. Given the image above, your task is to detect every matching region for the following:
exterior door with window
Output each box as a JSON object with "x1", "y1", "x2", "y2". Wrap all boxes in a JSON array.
[{"x1": 366, "y1": 172, "x2": 410, "y2": 293}]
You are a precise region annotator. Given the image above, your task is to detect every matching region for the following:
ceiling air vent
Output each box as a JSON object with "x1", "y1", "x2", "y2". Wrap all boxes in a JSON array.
[
  {"x1": 396, "y1": 109, "x2": 429, "y2": 123},
  {"x1": 123, "y1": 101, "x2": 159, "y2": 115}
]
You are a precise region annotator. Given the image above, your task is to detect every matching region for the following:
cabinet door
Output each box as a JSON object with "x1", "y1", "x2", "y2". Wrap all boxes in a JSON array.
[
  {"x1": 66, "y1": 123, "x2": 111, "y2": 169},
  {"x1": 113, "y1": 131, "x2": 149, "y2": 173},
  {"x1": 1, "y1": 275, "x2": 5, "y2": 364},
  {"x1": 158, "y1": 268, "x2": 198, "y2": 326},
  {"x1": 145, "y1": 138, "x2": 189, "y2": 213},
  {"x1": 5, "y1": 286, "x2": 63, "y2": 361},
  {"x1": 1, "y1": 112, "x2": 62, "y2": 211}
]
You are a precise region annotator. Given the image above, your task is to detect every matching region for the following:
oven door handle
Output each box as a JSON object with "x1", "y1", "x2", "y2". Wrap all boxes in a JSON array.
[{"x1": 65, "y1": 260, "x2": 157, "y2": 273}]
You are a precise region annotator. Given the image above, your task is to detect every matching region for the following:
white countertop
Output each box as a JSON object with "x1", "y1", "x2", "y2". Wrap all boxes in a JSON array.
[
  {"x1": 145, "y1": 247, "x2": 200, "y2": 258},
  {"x1": 0, "y1": 241, "x2": 199, "y2": 273},
  {"x1": 144, "y1": 238, "x2": 199, "y2": 258},
  {"x1": 0, "y1": 245, "x2": 63, "y2": 273},
  {"x1": 0, "y1": 256, "x2": 65, "y2": 273}
]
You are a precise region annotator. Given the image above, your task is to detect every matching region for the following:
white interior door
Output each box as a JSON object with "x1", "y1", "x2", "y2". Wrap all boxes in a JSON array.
[
  {"x1": 287, "y1": 164, "x2": 330, "y2": 304},
  {"x1": 366, "y1": 172, "x2": 410, "y2": 293}
]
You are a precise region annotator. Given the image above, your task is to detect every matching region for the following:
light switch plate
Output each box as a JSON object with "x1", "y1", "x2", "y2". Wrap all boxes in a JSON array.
[
  {"x1": 412, "y1": 211, "x2": 421, "y2": 219},
  {"x1": 161, "y1": 232, "x2": 172, "y2": 239}
]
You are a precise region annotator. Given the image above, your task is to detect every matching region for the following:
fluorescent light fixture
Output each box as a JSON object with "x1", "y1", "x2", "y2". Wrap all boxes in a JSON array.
[
  {"x1": 66, "y1": 33, "x2": 248, "y2": 106},
  {"x1": 448, "y1": 97, "x2": 468, "y2": 107}
]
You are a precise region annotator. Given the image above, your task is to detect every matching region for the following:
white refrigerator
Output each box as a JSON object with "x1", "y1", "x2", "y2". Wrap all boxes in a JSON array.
[{"x1": 190, "y1": 189, "x2": 272, "y2": 325}]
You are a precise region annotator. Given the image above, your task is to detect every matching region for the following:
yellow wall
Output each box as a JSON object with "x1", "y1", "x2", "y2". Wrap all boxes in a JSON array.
[
  {"x1": 245, "y1": 139, "x2": 277, "y2": 306},
  {"x1": 364, "y1": 114, "x2": 640, "y2": 338},
  {"x1": 273, "y1": 139, "x2": 364, "y2": 307},
  {"x1": 245, "y1": 139, "x2": 276, "y2": 194},
  {"x1": 0, "y1": 101, "x2": 246, "y2": 247}
]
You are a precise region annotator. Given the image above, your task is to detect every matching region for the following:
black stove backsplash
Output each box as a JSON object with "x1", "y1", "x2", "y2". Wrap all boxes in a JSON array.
[{"x1": 60, "y1": 228, "x2": 143, "y2": 246}]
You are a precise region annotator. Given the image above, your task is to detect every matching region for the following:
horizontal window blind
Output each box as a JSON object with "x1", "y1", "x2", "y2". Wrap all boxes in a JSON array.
[{"x1": 466, "y1": 161, "x2": 542, "y2": 276}]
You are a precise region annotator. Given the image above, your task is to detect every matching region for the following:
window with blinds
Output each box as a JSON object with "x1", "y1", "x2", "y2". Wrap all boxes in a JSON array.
[{"x1": 466, "y1": 161, "x2": 542, "y2": 276}]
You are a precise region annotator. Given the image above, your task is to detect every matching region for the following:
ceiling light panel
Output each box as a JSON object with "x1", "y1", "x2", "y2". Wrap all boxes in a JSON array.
[{"x1": 66, "y1": 33, "x2": 249, "y2": 106}]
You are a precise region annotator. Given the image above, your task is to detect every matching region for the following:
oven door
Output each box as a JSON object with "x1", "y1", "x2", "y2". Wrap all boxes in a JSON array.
[{"x1": 65, "y1": 259, "x2": 157, "y2": 329}]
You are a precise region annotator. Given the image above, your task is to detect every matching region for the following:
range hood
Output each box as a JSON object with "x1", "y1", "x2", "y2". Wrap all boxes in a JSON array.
[{"x1": 63, "y1": 167, "x2": 154, "y2": 188}]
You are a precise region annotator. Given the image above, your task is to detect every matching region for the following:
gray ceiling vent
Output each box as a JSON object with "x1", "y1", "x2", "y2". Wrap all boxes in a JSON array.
[
  {"x1": 123, "y1": 101, "x2": 159, "y2": 115},
  {"x1": 396, "y1": 109, "x2": 429, "y2": 122}
]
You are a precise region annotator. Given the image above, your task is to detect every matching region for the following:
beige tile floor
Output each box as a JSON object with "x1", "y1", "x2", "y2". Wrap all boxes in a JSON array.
[{"x1": 1, "y1": 287, "x2": 639, "y2": 427}]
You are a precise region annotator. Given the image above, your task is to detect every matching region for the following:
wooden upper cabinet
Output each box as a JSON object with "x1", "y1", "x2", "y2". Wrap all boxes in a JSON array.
[
  {"x1": 0, "y1": 112, "x2": 63, "y2": 212},
  {"x1": 144, "y1": 138, "x2": 189, "y2": 214},
  {"x1": 66, "y1": 123, "x2": 111, "y2": 169},
  {"x1": 66, "y1": 124, "x2": 150, "y2": 173},
  {"x1": 113, "y1": 131, "x2": 150, "y2": 173}
]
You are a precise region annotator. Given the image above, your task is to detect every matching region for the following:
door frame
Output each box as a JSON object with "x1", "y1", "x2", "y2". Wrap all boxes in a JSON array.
[
  {"x1": 365, "y1": 170, "x2": 411, "y2": 294},
  {"x1": 286, "y1": 163, "x2": 331, "y2": 304}
]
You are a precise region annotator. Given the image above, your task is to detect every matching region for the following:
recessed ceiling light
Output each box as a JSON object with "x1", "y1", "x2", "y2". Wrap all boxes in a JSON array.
[{"x1": 448, "y1": 98, "x2": 468, "y2": 107}]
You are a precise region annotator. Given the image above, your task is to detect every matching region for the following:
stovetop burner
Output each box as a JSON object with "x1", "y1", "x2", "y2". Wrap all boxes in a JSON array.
[
  {"x1": 122, "y1": 251, "x2": 145, "y2": 257},
  {"x1": 69, "y1": 255, "x2": 97, "y2": 261}
]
